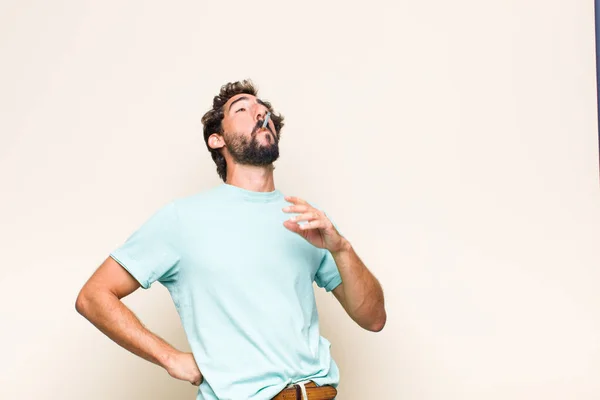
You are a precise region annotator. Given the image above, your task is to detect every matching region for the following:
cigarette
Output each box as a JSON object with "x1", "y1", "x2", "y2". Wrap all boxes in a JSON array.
[{"x1": 262, "y1": 112, "x2": 271, "y2": 128}]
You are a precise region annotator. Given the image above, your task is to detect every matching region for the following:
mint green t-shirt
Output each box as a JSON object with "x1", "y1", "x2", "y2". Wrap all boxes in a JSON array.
[{"x1": 109, "y1": 183, "x2": 342, "y2": 400}]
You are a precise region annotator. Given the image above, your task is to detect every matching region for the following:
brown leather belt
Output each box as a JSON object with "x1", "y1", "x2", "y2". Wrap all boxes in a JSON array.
[{"x1": 272, "y1": 381, "x2": 337, "y2": 400}]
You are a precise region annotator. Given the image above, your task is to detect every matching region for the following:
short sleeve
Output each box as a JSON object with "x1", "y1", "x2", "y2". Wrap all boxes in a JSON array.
[
  {"x1": 314, "y1": 210, "x2": 343, "y2": 292},
  {"x1": 315, "y1": 250, "x2": 343, "y2": 292},
  {"x1": 109, "y1": 201, "x2": 181, "y2": 289}
]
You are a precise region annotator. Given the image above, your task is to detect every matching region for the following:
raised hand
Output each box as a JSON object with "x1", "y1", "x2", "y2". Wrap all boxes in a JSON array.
[{"x1": 282, "y1": 196, "x2": 347, "y2": 254}]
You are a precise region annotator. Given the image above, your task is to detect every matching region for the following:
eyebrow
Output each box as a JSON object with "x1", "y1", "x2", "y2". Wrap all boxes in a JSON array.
[{"x1": 227, "y1": 96, "x2": 269, "y2": 113}]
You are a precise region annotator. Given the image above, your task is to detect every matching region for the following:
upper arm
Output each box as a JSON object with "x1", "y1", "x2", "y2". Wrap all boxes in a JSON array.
[
  {"x1": 107, "y1": 201, "x2": 181, "y2": 289},
  {"x1": 78, "y1": 256, "x2": 141, "y2": 301},
  {"x1": 315, "y1": 250, "x2": 343, "y2": 292},
  {"x1": 332, "y1": 283, "x2": 349, "y2": 312}
]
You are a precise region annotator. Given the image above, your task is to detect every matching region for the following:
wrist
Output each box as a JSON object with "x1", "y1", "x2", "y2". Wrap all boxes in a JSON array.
[
  {"x1": 159, "y1": 348, "x2": 180, "y2": 370},
  {"x1": 331, "y1": 237, "x2": 352, "y2": 257}
]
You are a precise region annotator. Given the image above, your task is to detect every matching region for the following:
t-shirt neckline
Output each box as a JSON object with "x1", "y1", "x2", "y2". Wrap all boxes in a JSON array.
[{"x1": 220, "y1": 183, "x2": 283, "y2": 203}]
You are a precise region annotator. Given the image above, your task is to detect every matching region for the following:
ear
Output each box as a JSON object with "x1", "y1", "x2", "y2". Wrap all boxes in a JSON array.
[{"x1": 208, "y1": 133, "x2": 224, "y2": 150}]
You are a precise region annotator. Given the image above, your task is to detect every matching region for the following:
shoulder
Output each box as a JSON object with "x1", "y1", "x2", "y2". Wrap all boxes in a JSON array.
[
  {"x1": 166, "y1": 185, "x2": 230, "y2": 220},
  {"x1": 172, "y1": 185, "x2": 224, "y2": 206}
]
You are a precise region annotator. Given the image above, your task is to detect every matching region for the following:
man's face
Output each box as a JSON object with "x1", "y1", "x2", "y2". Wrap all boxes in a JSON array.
[{"x1": 218, "y1": 93, "x2": 280, "y2": 166}]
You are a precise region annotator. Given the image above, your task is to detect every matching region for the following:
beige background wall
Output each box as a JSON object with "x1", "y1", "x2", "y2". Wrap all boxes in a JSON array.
[{"x1": 1, "y1": 0, "x2": 599, "y2": 399}]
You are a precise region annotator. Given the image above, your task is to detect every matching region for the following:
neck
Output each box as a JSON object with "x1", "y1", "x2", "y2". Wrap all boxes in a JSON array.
[{"x1": 225, "y1": 163, "x2": 276, "y2": 192}]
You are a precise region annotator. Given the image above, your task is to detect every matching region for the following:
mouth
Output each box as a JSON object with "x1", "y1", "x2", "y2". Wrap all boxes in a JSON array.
[
  {"x1": 251, "y1": 118, "x2": 277, "y2": 143},
  {"x1": 255, "y1": 128, "x2": 277, "y2": 145},
  {"x1": 260, "y1": 129, "x2": 273, "y2": 139},
  {"x1": 253, "y1": 124, "x2": 274, "y2": 136}
]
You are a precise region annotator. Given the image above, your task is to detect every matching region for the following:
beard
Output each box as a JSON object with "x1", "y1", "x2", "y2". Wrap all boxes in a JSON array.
[{"x1": 224, "y1": 121, "x2": 280, "y2": 166}]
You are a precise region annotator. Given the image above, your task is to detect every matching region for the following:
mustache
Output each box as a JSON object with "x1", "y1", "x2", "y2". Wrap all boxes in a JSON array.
[{"x1": 251, "y1": 119, "x2": 276, "y2": 137}]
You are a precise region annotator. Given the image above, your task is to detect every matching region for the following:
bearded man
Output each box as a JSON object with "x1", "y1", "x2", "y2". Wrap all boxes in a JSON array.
[{"x1": 76, "y1": 80, "x2": 386, "y2": 400}]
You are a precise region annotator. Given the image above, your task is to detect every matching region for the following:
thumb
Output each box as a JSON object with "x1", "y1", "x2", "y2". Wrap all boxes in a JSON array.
[
  {"x1": 283, "y1": 220, "x2": 310, "y2": 239},
  {"x1": 283, "y1": 220, "x2": 302, "y2": 233}
]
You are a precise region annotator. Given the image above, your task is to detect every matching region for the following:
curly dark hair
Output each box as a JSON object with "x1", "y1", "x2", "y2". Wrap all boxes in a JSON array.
[{"x1": 201, "y1": 79, "x2": 285, "y2": 182}]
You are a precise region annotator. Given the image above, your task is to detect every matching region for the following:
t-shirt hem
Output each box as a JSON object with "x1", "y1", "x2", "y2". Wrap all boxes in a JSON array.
[{"x1": 324, "y1": 275, "x2": 343, "y2": 292}]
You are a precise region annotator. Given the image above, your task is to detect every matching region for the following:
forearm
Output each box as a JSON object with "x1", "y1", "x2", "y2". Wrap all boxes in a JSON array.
[
  {"x1": 75, "y1": 289, "x2": 178, "y2": 369},
  {"x1": 331, "y1": 239, "x2": 386, "y2": 331}
]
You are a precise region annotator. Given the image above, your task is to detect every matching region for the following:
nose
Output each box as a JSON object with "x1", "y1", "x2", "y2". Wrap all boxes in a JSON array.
[{"x1": 254, "y1": 105, "x2": 268, "y2": 122}]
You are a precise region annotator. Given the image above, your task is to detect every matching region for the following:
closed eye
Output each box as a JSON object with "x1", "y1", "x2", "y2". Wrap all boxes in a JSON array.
[{"x1": 235, "y1": 108, "x2": 246, "y2": 113}]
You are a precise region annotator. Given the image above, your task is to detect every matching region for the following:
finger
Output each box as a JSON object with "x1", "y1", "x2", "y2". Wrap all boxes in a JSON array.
[
  {"x1": 299, "y1": 219, "x2": 326, "y2": 230},
  {"x1": 282, "y1": 204, "x2": 310, "y2": 213},
  {"x1": 284, "y1": 196, "x2": 308, "y2": 205},
  {"x1": 283, "y1": 219, "x2": 303, "y2": 233},
  {"x1": 288, "y1": 211, "x2": 320, "y2": 223}
]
